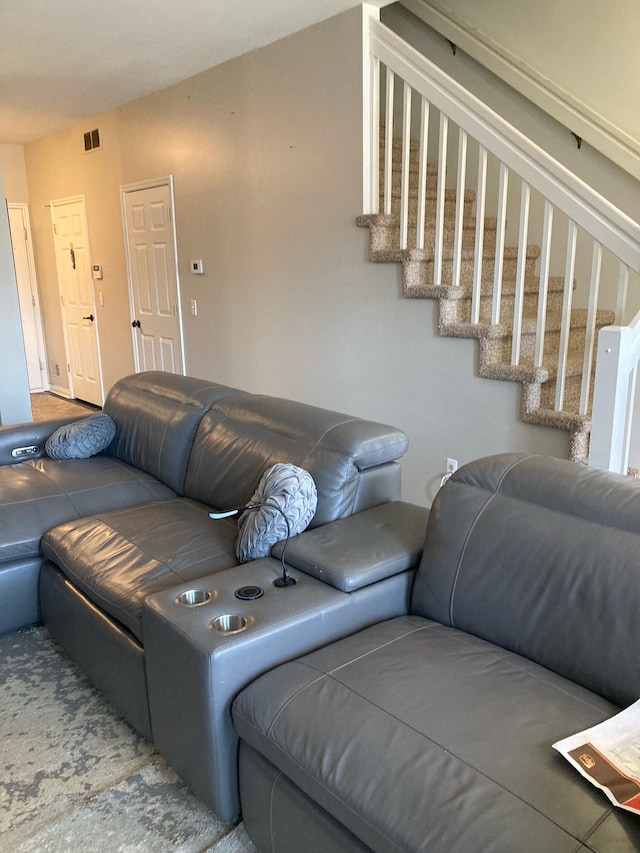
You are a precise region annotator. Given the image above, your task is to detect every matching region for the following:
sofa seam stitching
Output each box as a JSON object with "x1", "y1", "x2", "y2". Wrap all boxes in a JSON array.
[
  {"x1": 233, "y1": 716, "x2": 405, "y2": 853},
  {"x1": 301, "y1": 671, "x2": 596, "y2": 844},
  {"x1": 448, "y1": 455, "x2": 534, "y2": 626}
]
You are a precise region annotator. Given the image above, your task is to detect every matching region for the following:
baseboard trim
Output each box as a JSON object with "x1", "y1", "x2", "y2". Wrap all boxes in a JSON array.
[{"x1": 48, "y1": 384, "x2": 72, "y2": 399}]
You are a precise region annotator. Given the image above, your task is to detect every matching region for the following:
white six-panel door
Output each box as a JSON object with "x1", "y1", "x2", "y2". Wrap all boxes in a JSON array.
[
  {"x1": 50, "y1": 196, "x2": 104, "y2": 406},
  {"x1": 122, "y1": 177, "x2": 185, "y2": 375}
]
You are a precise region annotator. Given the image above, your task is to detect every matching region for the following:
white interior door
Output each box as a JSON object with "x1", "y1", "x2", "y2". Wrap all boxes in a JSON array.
[
  {"x1": 8, "y1": 204, "x2": 48, "y2": 392},
  {"x1": 50, "y1": 196, "x2": 104, "y2": 406},
  {"x1": 122, "y1": 177, "x2": 185, "y2": 374}
]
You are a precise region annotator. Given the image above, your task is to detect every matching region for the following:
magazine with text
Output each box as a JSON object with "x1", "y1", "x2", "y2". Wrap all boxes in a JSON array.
[{"x1": 553, "y1": 698, "x2": 640, "y2": 815}]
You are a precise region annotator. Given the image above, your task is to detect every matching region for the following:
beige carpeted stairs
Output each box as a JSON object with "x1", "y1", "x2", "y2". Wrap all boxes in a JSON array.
[{"x1": 358, "y1": 138, "x2": 614, "y2": 463}]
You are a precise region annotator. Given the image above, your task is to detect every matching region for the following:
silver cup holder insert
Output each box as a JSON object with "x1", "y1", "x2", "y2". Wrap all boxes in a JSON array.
[
  {"x1": 211, "y1": 614, "x2": 249, "y2": 635},
  {"x1": 176, "y1": 589, "x2": 213, "y2": 607}
]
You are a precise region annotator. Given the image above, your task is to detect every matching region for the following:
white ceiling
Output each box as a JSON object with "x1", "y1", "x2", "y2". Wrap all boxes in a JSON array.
[{"x1": 0, "y1": 0, "x2": 377, "y2": 145}]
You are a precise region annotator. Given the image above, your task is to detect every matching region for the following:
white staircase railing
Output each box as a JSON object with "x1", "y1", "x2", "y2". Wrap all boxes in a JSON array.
[{"x1": 363, "y1": 15, "x2": 640, "y2": 472}]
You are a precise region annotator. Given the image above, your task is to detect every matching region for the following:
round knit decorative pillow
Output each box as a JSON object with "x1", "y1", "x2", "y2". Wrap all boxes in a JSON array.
[
  {"x1": 235, "y1": 463, "x2": 318, "y2": 562},
  {"x1": 45, "y1": 413, "x2": 116, "y2": 459}
]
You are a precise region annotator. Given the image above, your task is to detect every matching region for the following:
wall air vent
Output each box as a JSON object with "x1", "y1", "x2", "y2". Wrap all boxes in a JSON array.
[{"x1": 83, "y1": 128, "x2": 101, "y2": 152}]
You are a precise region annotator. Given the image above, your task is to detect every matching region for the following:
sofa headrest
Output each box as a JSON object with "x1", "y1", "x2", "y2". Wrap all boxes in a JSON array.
[
  {"x1": 184, "y1": 394, "x2": 409, "y2": 527},
  {"x1": 103, "y1": 372, "x2": 245, "y2": 494},
  {"x1": 412, "y1": 452, "x2": 640, "y2": 707}
]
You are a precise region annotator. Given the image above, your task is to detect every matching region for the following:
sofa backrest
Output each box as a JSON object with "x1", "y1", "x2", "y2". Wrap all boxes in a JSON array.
[
  {"x1": 184, "y1": 394, "x2": 408, "y2": 526},
  {"x1": 103, "y1": 372, "x2": 245, "y2": 494},
  {"x1": 412, "y1": 452, "x2": 640, "y2": 708}
]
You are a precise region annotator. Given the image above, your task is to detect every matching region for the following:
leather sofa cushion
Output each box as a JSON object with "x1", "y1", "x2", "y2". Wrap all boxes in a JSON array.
[
  {"x1": 184, "y1": 394, "x2": 409, "y2": 527},
  {"x1": 233, "y1": 615, "x2": 640, "y2": 853},
  {"x1": 41, "y1": 498, "x2": 239, "y2": 641},
  {"x1": 103, "y1": 371, "x2": 245, "y2": 494},
  {"x1": 413, "y1": 453, "x2": 640, "y2": 708},
  {"x1": 0, "y1": 456, "x2": 175, "y2": 563}
]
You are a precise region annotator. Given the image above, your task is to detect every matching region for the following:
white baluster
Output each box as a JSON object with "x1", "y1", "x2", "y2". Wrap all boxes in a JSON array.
[
  {"x1": 416, "y1": 98, "x2": 430, "y2": 251},
  {"x1": 615, "y1": 262, "x2": 629, "y2": 325},
  {"x1": 433, "y1": 113, "x2": 448, "y2": 286},
  {"x1": 511, "y1": 181, "x2": 530, "y2": 366},
  {"x1": 384, "y1": 66, "x2": 395, "y2": 217},
  {"x1": 492, "y1": 162, "x2": 509, "y2": 324},
  {"x1": 555, "y1": 220, "x2": 577, "y2": 411},
  {"x1": 400, "y1": 84, "x2": 412, "y2": 250},
  {"x1": 471, "y1": 146, "x2": 487, "y2": 324},
  {"x1": 580, "y1": 241, "x2": 602, "y2": 415},
  {"x1": 452, "y1": 128, "x2": 467, "y2": 287},
  {"x1": 534, "y1": 201, "x2": 554, "y2": 367},
  {"x1": 369, "y1": 55, "x2": 380, "y2": 215}
]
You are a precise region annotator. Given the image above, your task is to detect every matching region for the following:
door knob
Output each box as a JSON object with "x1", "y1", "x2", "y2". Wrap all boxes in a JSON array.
[
  {"x1": 82, "y1": 314, "x2": 94, "y2": 322},
  {"x1": 132, "y1": 320, "x2": 141, "y2": 328}
]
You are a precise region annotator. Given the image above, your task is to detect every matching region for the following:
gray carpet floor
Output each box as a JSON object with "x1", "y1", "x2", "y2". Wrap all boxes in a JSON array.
[{"x1": 0, "y1": 626, "x2": 258, "y2": 853}]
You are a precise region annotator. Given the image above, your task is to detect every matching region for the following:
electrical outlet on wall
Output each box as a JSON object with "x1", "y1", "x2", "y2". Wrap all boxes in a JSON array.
[{"x1": 446, "y1": 457, "x2": 458, "y2": 474}]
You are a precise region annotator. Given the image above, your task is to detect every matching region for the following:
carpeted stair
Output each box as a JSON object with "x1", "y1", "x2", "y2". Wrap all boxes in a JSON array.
[{"x1": 358, "y1": 138, "x2": 614, "y2": 462}]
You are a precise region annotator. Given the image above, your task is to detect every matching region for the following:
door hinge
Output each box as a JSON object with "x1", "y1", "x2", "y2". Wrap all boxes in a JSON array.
[
  {"x1": 23, "y1": 227, "x2": 28, "y2": 242},
  {"x1": 167, "y1": 206, "x2": 172, "y2": 222},
  {"x1": 53, "y1": 223, "x2": 58, "y2": 235}
]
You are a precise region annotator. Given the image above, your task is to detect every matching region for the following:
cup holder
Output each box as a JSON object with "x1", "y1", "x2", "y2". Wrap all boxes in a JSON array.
[
  {"x1": 211, "y1": 614, "x2": 249, "y2": 635},
  {"x1": 176, "y1": 589, "x2": 213, "y2": 607}
]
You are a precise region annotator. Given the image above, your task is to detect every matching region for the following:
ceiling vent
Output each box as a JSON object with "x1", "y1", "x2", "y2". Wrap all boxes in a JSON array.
[{"x1": 83, "y1": 128, "x2": 101, "y2": 152}]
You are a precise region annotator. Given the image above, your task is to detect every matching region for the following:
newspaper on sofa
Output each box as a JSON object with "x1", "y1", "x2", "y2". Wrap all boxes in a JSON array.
[{"x1": 553, "y1": 699, "x2": 640, "y2": 815}]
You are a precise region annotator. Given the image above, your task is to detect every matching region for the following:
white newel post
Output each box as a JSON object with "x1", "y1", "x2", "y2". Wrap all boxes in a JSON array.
[{"x1": 590, "y1": 313, "x2": 640, "y2": 474}]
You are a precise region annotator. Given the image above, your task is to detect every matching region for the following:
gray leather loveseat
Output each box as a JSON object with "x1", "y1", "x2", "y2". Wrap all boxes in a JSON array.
[
  {"x1": 0, "y1": 371, "x2": 427, "y2": 822},
  {"x1": 233, "y1": 453, "x2": 640, "y2": 853}
]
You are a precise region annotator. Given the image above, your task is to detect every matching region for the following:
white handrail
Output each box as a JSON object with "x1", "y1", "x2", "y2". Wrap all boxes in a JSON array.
[{"x1": 366, "y1": 19, "x2": 640, "y2": 273}]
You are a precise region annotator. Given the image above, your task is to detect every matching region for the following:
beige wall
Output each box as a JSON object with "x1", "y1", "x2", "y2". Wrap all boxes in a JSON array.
[
  {"x1": 25, "y1": 112, "x2": 132, "y2": 395},
  {"x1": 0, "y1": 144, "x2": 29, "y2": 202},
  {"x1": 22, "y1": 8, "x2": 568, "y2": 505},
  {"x1": 401, "y1": 0, "x2": 640, "y2": 181}
]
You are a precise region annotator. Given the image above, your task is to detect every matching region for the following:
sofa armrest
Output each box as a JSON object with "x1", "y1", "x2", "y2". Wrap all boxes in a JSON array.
[
  {"x1": 271, "y1": 501, "x2": 428, "y2": 592},
  {"x1": 0, "y1": 417, "x2": 84, "y2": 465}
]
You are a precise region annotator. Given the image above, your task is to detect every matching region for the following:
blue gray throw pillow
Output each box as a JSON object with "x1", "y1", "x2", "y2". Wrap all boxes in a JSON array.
[
  {"x1": 45, "y1": 413, "x2": 116, "y2": 459},
  {"x1": 236, "y1": 463, "x2": 318, "y2": 562}
]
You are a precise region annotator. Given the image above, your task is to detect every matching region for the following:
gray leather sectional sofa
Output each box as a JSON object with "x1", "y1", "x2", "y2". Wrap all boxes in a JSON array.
[
  {"x1": 232, "y1": 453, "x2": 640, "y2": 853},
  {"x1": 0, "y1": 371, "x2": 426, "y2": 822}
]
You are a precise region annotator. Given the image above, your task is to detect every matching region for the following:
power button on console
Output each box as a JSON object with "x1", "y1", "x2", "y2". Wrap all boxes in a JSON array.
[{"x1": 11, "y1": 445, "x2": 40, "y2": 458}]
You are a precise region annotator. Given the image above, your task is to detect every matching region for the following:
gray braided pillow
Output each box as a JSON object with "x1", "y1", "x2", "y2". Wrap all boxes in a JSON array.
[
  {"x1": 45, "y1": 413, "x2": 116, "y2": 459},
  {"x1": 236, "y1": 463, "x2": 318, "y2": 562}
]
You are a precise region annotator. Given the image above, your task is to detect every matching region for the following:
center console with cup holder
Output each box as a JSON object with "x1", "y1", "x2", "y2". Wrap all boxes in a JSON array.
[{"x1": 142, "y1": 552, "x2": 418, "y2": 822}]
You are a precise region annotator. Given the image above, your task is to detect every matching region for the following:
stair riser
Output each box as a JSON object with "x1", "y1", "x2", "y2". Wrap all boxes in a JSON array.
[
  {"x1": 403, "y1": 254, "x2": 538, "y2": 289},
  {"x1": 383, "y1": 169, "x2": 474, "y2": 201},
  {"x1": 369, "y1": 222, "x2": 497, "y2": 254},
  {"x1": 382, "y1": 195, "x2": 475, "y2": 221},
  {"x1": 451, "y1": 291, "x2": 566, "y2": 324},
  {"x1": 540, "y1": 376, "x2": 590, "y2": 413},
  {"x1": 488, "y1": 325, "x2": 603, "y2": 365}
]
